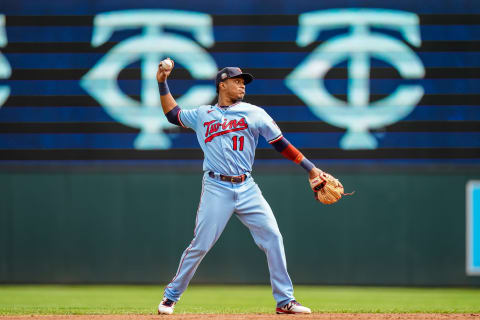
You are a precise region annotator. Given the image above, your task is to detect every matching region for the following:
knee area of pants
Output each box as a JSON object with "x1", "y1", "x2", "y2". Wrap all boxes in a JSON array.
[
  {"x1": 190, "y1": 246, "x2": 209, "y2": 256},
  {"x1": 266, "y1": 230, "x2": 283, "y2": 243},
  {"x1": 270, "y1": 228, "x2": 282, "y2": 238}
]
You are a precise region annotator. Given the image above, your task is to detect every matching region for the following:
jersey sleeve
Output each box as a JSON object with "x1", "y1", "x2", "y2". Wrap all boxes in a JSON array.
[
  {"x1": 257, "y1": 108, "x2": 283, "y2": 143},
  {"x1": 178, "y1": 108, "x2": 199, "y2": 130}
]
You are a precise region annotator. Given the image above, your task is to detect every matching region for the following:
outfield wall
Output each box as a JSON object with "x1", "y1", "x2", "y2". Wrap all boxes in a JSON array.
[{"x1": 1, "y1": 168, "x2": 480, "y2": 286}]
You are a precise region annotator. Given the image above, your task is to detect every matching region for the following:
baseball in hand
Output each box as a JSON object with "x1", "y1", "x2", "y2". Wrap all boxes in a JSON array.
[{"x1": 161, "y1": 59, "x2": 173, "y2": 70}]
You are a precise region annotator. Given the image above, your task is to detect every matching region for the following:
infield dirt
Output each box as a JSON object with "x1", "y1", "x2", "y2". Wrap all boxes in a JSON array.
[{"x1": 1, "y1": 314, "x2": 480, "y2": 320}]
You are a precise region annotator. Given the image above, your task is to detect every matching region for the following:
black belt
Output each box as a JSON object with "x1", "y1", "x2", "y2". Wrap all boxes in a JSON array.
[{"x1": 209, "y1": 171, "x2": 247, "y2": 183}]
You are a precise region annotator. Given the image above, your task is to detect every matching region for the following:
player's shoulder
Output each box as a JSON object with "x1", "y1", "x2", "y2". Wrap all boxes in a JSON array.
[
  {"x1": 195, "y1": 104, "x2": 213, "y2": 111},
  {"x1": 183, "y1": 104, "x2": 213, "y2": 115},
  {"x1": 237, "y1": 102, "x2": 267, "y2": 114}
]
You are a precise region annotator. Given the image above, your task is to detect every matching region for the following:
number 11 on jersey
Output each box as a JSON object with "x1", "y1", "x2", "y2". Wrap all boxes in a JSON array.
[{"x1": 232, "y1": 136, "x2": 244, "y2": 151}]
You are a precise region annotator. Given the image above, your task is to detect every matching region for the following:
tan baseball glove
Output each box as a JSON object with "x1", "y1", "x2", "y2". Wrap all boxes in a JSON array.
[{"x1": 309, "y1": 171, "x2": 353, "y2": 204}]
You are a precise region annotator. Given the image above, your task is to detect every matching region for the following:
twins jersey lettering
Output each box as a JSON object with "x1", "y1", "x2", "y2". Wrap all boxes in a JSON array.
[
  {"x1": 204, "y1": 117, "x2": 248, "y2": 142},
  {"x1": 178, "y1": 102, "x2": 282, "y2": 176}
]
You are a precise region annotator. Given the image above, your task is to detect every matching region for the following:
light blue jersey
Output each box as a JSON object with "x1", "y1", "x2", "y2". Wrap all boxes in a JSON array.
[{"x1": 179, "y1": 101, "x2": 282, "y2": 176}]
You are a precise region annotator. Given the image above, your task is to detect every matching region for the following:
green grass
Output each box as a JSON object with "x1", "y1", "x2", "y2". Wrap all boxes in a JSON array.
[{"x1": 0, "y1": 285, "x2": 479, "y2": 315}]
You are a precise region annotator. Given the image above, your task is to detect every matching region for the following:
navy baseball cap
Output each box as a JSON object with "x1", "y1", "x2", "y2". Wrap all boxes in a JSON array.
[{"x1": 215, "y1": 67, "x2": 254, "y2": 88}]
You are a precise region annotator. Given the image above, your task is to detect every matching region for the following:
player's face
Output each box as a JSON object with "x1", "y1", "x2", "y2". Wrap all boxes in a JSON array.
[{"x1": 222, "y1": 77, "x2": 246, "y2": 102}]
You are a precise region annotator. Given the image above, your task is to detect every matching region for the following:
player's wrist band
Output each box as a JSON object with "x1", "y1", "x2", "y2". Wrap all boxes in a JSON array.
[
  {"x1": 158, "y1": 81, "x2": 170, "y2": 96},
  {"x1": 300, "y1": 158, "x2": 315, "y2": 172}
]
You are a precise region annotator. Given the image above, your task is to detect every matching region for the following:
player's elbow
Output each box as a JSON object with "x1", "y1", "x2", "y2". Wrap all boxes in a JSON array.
[{"x1": 165, "y1": 105, "x2": 182, "y2": 126}]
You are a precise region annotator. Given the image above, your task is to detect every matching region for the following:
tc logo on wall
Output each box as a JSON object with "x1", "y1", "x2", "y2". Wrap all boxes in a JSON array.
[
  {"x1": 285, "y1": 9, "x2": 425, "y2": 149},
  {"x1": 0, "y1": 14, "x2": 11, "y2": 108},
  {"x1": 79, "y1": 8, "x2": 425, "y2": 150},
  {"x1": 81, "y1": 10, "x2": 218, "y2": 149}
]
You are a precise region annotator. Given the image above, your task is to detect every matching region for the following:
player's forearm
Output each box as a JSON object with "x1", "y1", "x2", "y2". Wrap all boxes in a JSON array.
[
  {"x1": 270, "y1": 136, "x2": 316, "y2": 173},
  {"x1": 158, "y1": 81, "x2": 178, "y2": 114}
]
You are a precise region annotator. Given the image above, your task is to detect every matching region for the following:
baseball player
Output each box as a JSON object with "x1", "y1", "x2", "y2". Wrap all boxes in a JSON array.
[{"x1": 156, "y1": 59, "x2": 323, "y2": 315}]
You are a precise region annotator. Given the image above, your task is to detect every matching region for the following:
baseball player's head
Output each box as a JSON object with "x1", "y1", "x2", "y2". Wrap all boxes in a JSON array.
[{"x1": 216, "y1": 67, "x2": 253, "y2": 102}]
